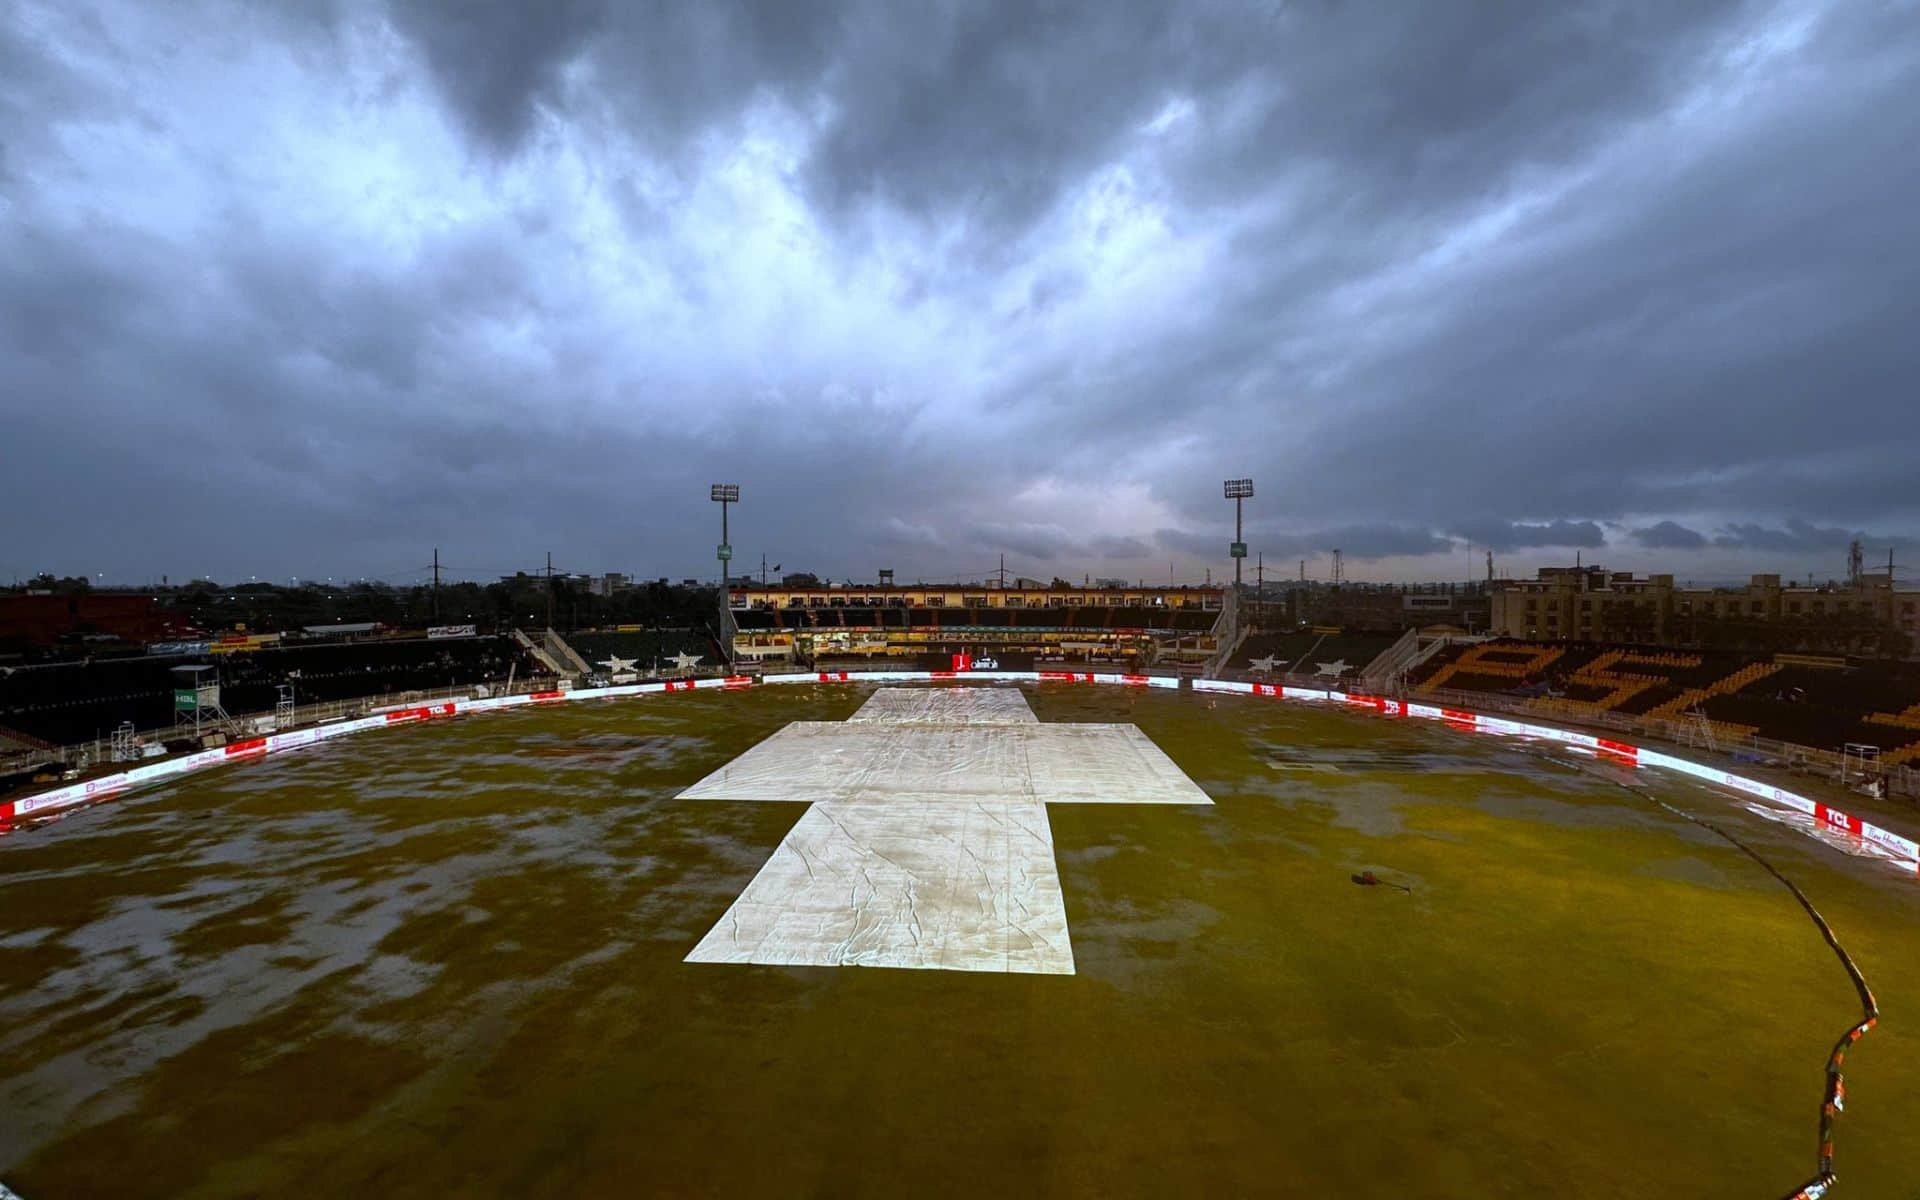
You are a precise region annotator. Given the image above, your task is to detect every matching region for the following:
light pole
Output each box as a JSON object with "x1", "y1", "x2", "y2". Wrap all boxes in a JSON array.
[
  {"x1": 1223, "y1": 478, "x2": 1253, "y2": 589},
  {"x1": 710, "y1": 484, "x2": 739, "y2": 586}
]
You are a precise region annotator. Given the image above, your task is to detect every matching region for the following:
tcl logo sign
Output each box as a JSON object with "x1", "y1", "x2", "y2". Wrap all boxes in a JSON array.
[{"x1": 1815, "y1": 804, "x2": 1861, "y2": 836}]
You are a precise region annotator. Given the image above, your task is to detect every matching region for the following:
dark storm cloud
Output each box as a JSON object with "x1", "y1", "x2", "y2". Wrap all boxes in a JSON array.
[
  {"x1": 2, "y1": 0, "x2": 1917, "y2": 584},
  {"x1": 1156, "y1": 524, "x2": 1453, "y2": 563},
  {"x1": 1711, "y1": 520, "x2": 1920, "y2": 554},
  {"x1": 965, "y1": 523, "x2": 1079, "y2": 562},
  {"x1": 1629, "y1": 521, "x2": 1709, "y2": 550},
  {"x1": 384, "y1": 0, "x2": 606, "y2": 152},
  {"x1": 1449, "y1": 521, "x2": 1607, "y2": 553}
]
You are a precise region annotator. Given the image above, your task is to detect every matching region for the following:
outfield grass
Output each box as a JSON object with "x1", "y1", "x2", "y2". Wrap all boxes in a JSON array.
[{"x1": 1, "y1": 684, "x2": 1914, "y2": 1197}]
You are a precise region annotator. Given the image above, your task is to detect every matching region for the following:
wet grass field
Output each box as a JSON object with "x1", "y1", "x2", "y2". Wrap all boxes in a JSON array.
[{"x1": 3, "y1": 683, "x2": 1917, "y2": 1198}]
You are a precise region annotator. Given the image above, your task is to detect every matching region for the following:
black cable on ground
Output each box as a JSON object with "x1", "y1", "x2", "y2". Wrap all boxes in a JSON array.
[{"x1": 1539, "y1": 751, "x2": 1877, "y2": 1200}]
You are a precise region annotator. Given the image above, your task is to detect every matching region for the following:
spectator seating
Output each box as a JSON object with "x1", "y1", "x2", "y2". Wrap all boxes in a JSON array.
[
  {"x1": 1419, "y1": 642, "x2": 1566, "y2": 693},
  {"x1": 1409, "y1": 638, "x2": 1920, "y2": 757},
  {"x1": 0, "y1": 636, "x2": 542, "y2": 744},
  {"x1": 566, "y1": 629, "x2": 719, "y2": 670},
  {"x1": 1526, "y1": 649, "x2": 1705, "y2": 720},
  {"x1": 1228, "y1": 630, "x2": 1401, "y2": 678},
  {"x1": 740, "y1": 604, "x2": 1217, "y2": 635}
]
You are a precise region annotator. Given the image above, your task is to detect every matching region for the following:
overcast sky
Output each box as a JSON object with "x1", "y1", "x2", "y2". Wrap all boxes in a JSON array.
[{"x1": 3, "y1": 1, "x2": 1917, "y2": 589}]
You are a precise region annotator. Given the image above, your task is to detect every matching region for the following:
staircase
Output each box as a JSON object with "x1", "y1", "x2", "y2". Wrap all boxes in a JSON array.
[
  {"x1": 544, "y1": 630, "x2": 593, "y2": 676},
  {"x1": 1360, "y1": 628, "x2": 1420, "y2": 687},
  {"x1": 1201, "y1": 590, "x2": 1242, "y2": 678},
  {"x1": 1205, "y1": 624, "x2": 1250, "y2": 678},
  {"x1": 512, "y1": 629, "x2": 571, "y2": 678},
  {"x1": 1362, "y1": 629, "x2": 1483, "y2": 689}
]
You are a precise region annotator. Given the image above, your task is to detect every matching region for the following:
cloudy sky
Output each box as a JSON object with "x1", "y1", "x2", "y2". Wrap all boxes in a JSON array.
[{"x1": 3, "y1": 1, "x2": 1917, "y2": 589}]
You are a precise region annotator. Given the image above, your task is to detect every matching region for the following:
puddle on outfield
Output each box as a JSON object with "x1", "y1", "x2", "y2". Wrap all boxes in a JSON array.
[{"x1": 1, "y1": 684, "x2": 1917, "y2": 1198}]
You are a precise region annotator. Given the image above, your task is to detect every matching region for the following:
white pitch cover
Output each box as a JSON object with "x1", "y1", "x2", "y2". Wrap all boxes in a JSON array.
[
  {"x1": 848, "y1": 685, "x2": 1039, "y2": 724},
  {"x1": 685, "y1": 798, "x2": 1075, "y2": 973},
  {"x1": 677, "y1": 722, "x2": 1209, "y2": 807},
  {"x1": 682, "y1": 687, "x2": 1212, "y2": 974}
]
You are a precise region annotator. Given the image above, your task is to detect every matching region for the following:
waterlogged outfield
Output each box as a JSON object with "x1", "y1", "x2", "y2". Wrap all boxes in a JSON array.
[{"x1": 1, "y1": 684, "x2": 1917, "y2": 1198}]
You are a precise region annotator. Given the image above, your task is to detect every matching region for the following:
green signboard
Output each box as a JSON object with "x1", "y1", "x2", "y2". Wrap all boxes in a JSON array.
[
  {"x1": 717, "y1": 543, "x2": 733, "y2": 562},
  {"x1": 174, "y1": 688, "x2": 196, "y2": 711},
  {"x1": 1229, "y1": 542, "x2": 1248, "y2": 559}
]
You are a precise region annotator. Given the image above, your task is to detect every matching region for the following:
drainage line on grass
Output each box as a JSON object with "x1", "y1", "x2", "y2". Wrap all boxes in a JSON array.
[{"x1": 1539, "y1": 751, "x2": 1876, "y2": 1200}]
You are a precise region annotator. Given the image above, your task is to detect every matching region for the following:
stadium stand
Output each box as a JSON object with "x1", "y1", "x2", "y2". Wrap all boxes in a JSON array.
[
  {"x1": 564, "y1": 629, "x2": 722, "y2": 670},
  {"x1": 1226, "y1": 630, "x2": 1401, "y2": 679},
  {"x1": 1418, "y1": 642, "x2": 1567, "y2": 693},
  {"x1": 0, "y1": 636, "x2": 544, "y2": 745},
  {"x1": 1407, "y1": 638, "x2": 1920, "y2": 758},
  {"x1": 215, "y1": 636, "x2": 536, "y2": 711},
  {"x1": 1526, "y1": 649, "x2": 1706, "y2": 721}
]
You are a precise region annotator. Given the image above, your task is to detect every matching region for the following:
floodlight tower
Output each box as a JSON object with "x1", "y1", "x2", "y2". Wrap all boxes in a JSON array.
[
  {"x1": 710, "y1": 483, "x2": 740, "y2": 585},
  {"x1": 1223, "y1": 478, "x2": 1254, "y2": 588}
]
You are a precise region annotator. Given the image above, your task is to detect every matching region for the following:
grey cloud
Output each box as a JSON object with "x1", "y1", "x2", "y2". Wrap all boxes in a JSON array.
[
  {"x1": 3, "y1": 1, "x2": 1918, "y2": 585},
  {"x1": 871, "y1": 517, "x2": 943, "y2": 549},
  {"x1": 1629, "y1": 521, "x2": 1708, "y2": 550},
  {"x1": 1711, "y1": 520, "x2": 1919, "y2": 555},
  {"x1": 381, "y1": 0, "x2": 844, "y2": 162},
  {"x1": 1157, "y1": 524, "x2": 1453, "y2": 563},
  {"x1": 1090, "y1": 535, "x2": 1151, "y2": 559},
  {"x1": 1449, "y1": 520, "x2": 1606, "y2": 553},
  {"x1": 965, "y1": 523, "x2": 1081, "y2": 562}
]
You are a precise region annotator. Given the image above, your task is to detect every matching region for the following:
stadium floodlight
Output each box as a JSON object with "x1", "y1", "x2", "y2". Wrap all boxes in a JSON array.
[
  {"x1": 1223, "y1": 478, "x2": 1254, "y2": 588},
  {"x1": 711, "y1": 483, "x2": 740, "y2": 577}
]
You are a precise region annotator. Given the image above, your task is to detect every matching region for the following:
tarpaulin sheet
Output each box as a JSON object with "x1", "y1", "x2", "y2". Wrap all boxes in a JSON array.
[
  {"x1": 676, "y1": 721, "x2": 1210, "y2": 807},
  {"x1": 682, "y1": 685, "x2": 1209, "y2": 973},
  {"x1": 847, "y1": 686, "x2": 1039, "y2": 724},
  {"x1": 685, "y1": 799, "x2": 1074, "y2": 973}
]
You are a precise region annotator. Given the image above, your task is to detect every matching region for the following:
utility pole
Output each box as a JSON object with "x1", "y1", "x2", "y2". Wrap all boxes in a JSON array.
[
  {"x1": 431, "y1": 547, "x2": 441, "y2": 620},
  {"x1": 1299, "y1": 559, "x2": 1305, "y2": 583},
  {"x1": 1256, "y1": 553, "x2": 1264, "y2": 592},
  {"x1": 545, "y1": 551, "x2": 554, "y2": 630}
]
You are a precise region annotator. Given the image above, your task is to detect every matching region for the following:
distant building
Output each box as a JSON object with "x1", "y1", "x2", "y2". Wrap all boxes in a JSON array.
[
  {"x1": 594, "y1": 573, "x2": 632, "y2": 597},
  {"x1": 1244, "y1": 581, "x2": 1491, "y2": 633},
  {"x1": 1491, "y1": 567, "x2": 1917, "y2": 654}
]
